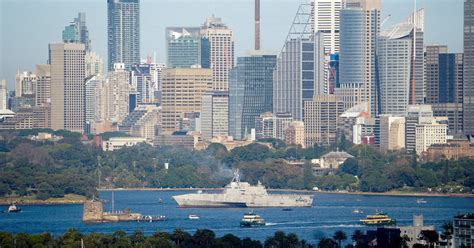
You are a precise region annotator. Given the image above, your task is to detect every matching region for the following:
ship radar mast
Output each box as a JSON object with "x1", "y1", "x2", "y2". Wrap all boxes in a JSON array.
[{"x1": 232, "y1": 169, "x2": 241, "y2": 184}]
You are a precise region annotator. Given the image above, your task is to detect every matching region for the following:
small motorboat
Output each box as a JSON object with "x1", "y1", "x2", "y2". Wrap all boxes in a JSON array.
[
  {"x1": 138, "y1": 215, "x2": 166, "y2": 222},
  {"x1": 188, "y1": 214, "x2": 200, "y2": 220},
  {"x1": 7, "y1": 204, "x2": 21, "y2": 213},
  {"x1": 282, "y1": 208, "x2": 293, "y2": 211},
  {"x1": 416, "y1": 198, "x2": 427, "y2": 204},
  {"x1": 352, "y1": 209, "x2": 363, "y2": 214}
]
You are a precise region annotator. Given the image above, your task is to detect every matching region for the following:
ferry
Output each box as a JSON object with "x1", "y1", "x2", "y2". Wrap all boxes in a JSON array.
[
  {"x1": 240, "y1": 211, "x2": 265, "y2": 227},
  {"x1": 360, "y1": 212, "x2": 396, "y2": 226},
  {"x1": 7, "y1": 204, "x2": 21, "y2": 213}
]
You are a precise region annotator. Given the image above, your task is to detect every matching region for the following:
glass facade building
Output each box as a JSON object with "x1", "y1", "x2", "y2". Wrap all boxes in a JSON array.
[
  {"x1": 62, "y1": 12, "x2": 90, "y2": 51},
  {"x1": 166, "y1": 27, "x2": 203, "y2": 68},
  {"x1": 229, "y1": 53, "x2": 276, "y2": 140},
  {"x1": 107, "y1": 0, "x2": 140, "y2": 71},
  {"x1": 464, "y1": 0, "x2": 474, "y2": 135}
]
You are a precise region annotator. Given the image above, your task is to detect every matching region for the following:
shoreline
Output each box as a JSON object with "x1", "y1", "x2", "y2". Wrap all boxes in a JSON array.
[
  {"x1": 98, "y1": 187, "x2": 474, "y2": 198},
  {"x1": 2, "y1": 189, "x2": 472, "y2": 206}
]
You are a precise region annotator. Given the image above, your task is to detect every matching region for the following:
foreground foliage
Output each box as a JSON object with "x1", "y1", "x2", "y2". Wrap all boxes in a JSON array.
[
  {"x1": 0, "y1": 228, "x2": 312, "y2": 248},
  {"x1": 1, "y1": 130, "x2": 473, "y2": 199}
]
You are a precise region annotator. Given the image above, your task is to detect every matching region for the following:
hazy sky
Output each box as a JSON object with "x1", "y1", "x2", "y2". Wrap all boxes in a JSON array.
[{"x1": 0, "y1": 0, "x2": 464, "y2": 89}]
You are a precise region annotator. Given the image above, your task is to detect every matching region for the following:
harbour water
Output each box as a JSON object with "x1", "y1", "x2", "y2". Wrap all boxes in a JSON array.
[{"x1": 1, "y1": 190, "x2": 473, "y2": 244}]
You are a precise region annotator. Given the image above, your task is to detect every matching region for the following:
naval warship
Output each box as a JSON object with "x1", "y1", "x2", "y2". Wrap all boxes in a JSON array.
[{"x1": 172, "y1": 171, "x2": 314, "y2": 208}]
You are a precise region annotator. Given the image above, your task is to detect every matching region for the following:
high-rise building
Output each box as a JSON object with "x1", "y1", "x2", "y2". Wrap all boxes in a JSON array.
[
  {"x1": 34, "y1": 64, "x2": 51, "y2": 107},
  {"x1": 201, "y1": 91, "x2": 229, "y2": 140},
  {"x1": 85, "y1": 52, "x2": 104, "y2": 77},
  {"x1": 0, "y1": 80, "x2": 7, "y2": 111},
  {"x1": 273, "y1": 33, "x2": 325, "y2": 120},
  {"x1": 255, "y1": 112, "x2": 276, "y2": 140},
  {"x1": 425, "y1": 45, "x2": 449, "y2": 104},
  {"x1": 161, "y1": 68, "x2": 212, "y2": 133},
  {"x1": 274, "y1": 112, "x2": 294, "y2": 141},
  {"x1": 339, "y1": 0, "x2": 380, "y2": 116},
  {"x1": 304, "y1": 94, "x2": 344, "y2": 147},
  {"x1": 201, "y1": 16, "x2": 234, "y2": 91},
  {"x1": 229, "y1": 52, "x2": 276, "y2": 140},
  {"x1": 49, "y1": 43, "x2": 86, "y2": 132},
  {"x1": 85, "y1": 75, "x2": 104, "y2": 126},
  {"x1": 62, "y1": 12, "x2": 90, "y2": 51},
  {"x1": 131, "y1": 63, "x2": 155, "y2": 104},
  {"x1": 166, "y1": 27, "x2": 203, "y2": 68},
  {"x1": 255, "y1": 0, "x2": 261, "y2": 50},
  {"x1": 405, "y1": 105, "x2": 434, "y2": 153},
  {"x1": 107, "y1": 0, "x2": 140, "y2": 71},
  {"x1": 310, "y1": 0, "x2": 343, "y2": 54},
  {"x1": 406, "y1": 9, "x2": 425, "y2": 106},
  {"x1": 104, "y1": 63, "x2": 130, "y2": 123},
  {"x1": 464, "y1": 0, "x2": 474, "y2": 135},
  {"x1": 378, "y1": 23, "x2": 413, "y2": 117},
  {"x1": 415, "y1": 118, "x2": 448, "y2": 155},
  {"x1": 15, "y1": 71, "x2": 36, "y2": 97}
]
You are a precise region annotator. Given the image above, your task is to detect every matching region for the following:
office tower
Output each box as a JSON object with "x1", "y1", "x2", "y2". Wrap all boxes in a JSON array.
[
  {"x1": 201, "y1": 91, "x2": 229, "y2": 140},
  {"x1": 15, "y1": 71, "x2": 36, "y2": 97},
  {"x1": 273, "y1": 33, "x2": 325, "y2": 120},
  {"x1": 284, "y1": 121, "x2": 305, "y2": 148},
  {"x1": 338, "y1": 0, "x2": 380, "y2": 116},
  {"x1": 62, "y1": 12, "x2": 90, "y2": 51},
  {"x1": 201, "y1": 16, "x2": 234, "y2": 91},
  {"x1": 378, "y1": 115, "x2": 405, "y2": 153},
  {"x1": 274, "y1": 112, "x2": 294, "y2": 141},
  {"x1": 310, "y1": 0, "x2": 342, "y2": 54},
  {"x1": 107, "y1": 0, "x2": 140, "y2": 71},
  {"x1": 465, "y1": 0, "x2": 474, "y2": 135},
  {"x1": 327, "y1": 54, "x2": 339, "y2": 94},
  {"x1": 255, "y1": 0, "x2": 261, "y2": 50},
  {"x1": 166, "y1": 27, "x2": 202, "y2": 68},
  {"x1": 0, "y1": 80, "x2": 6, "y2": 110},
  {"x1": 85, "y1": 75, "x2": 103, "y2": 127},
  {"x1": 229, "y1": 52, "x2": 276, "y2": 140},
  {"x1": 378, "y1": 23, "x2": 413, "y2": 116},
  {"x1": 49, "y1": 43, "x2": 86, "y2": 132},
  {"x1": 425, "y1": 45, "x2": 449, "y2": 104},
  {"x1": 304, "y1": 95, "x2": 344, "y2": 147},
  {"x1": 34, "y1": 64, "x2": 51, "y2": 107},
  {"x1": 405, "y1": 105, "x2": 433, "y2": 152},
  {"x1": 85, "y1": 52, "x2": 104, "y2": 77},
  {"x1": 104, "y1": 63, "x2": 130, "y2": 123},
  {"x1": 161, "y1": 68, "x2": 212, "y2": 133},
  {"x1": 131, "y1": 63, "x2": 154, "y2": 104},
  {"x1": 435, "y1": 53, "x2": 464, "y2": 133},
  {"x1": 406, "y1": 9, "x2": 425, "y2": 106}
]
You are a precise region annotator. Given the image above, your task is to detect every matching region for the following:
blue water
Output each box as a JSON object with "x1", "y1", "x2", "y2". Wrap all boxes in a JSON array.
[{"x1": 1, "y1": 191, "x2": 473, "y2": 244}]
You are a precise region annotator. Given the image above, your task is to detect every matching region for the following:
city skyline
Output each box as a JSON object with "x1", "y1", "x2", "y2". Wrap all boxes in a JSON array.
[{"x1": 0, "y1": 0, "x2": 464, "y2": 89}]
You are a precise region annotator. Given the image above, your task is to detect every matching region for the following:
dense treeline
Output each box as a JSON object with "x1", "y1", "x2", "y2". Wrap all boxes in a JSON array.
[
  {"x1": 0, "y1": 228, "x2": 310, "y2": 248},
  {"x1": 1, "y1": 129, "x2": 473, "y2": 200}
]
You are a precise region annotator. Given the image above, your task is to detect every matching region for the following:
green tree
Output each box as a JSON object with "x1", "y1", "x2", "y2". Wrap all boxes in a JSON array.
[{"x1": 333, "y1": 230, "x2": 347, "y2": 248}]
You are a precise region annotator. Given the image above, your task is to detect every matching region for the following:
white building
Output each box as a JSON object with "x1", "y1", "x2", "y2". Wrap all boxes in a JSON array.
[
  {"x1": 102, "y1": 137, "x2": 147, "y2": 151},
  {"x1": 311, "y1": 0, "x2": 342, "y2": 54},
  {"x1": 0, "y1": 80, "x2": 7, "y2": 111},
  {"x1": 379, "y1": 115, "x2": 406, "y2": 152},
  {"x1": 103, "y1": 63, "x2": 130, "y2": 124},
  {"x1": 15, "y1": 70, "x2": 36, "y2": 97},
  {"x1": 85, "y1": 52, "x2": 104, "y2": 77},
  {"x1": 415, "y1": 118, "x2": 448, "y2": 155},
  {"x1": 399, "y1": 215, "x2": 435, "y2": 248}
]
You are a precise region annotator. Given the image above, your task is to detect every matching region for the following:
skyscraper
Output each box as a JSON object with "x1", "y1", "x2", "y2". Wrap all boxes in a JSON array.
[
  {"x1": 131, "y1": 63, "x2": 154, "y2": 104},
  {"x1": 49, "y1": 43, "x2": 86, "y2": 132},
  {"x1": 107, "y1": 0, "x2": 140, "y2": 71},
  {"x1": 201, "y1": 91, "x2": 229, "y2": 140},
  {"x1": 338, "y1": 0, "x2": 380, "y2": 116},
  {"x1": 273, "y1": 33, "x2": 325, "y2": 120},
  {"x1": 425, "y1": 45, "x2": 449, "y2": 104},
  {"x1": 15, "y1": 71, "x2": 36, "y2": 97},
  {"x1": 229, "y1": 52, "x2": 276, "y2": 140},
  {"x1": 166, "y1": 27, "x2": 203, "y2": 68},
  {"x1": 311, "y1": 0, "x2": 343, "y2": 54},
  {"x1": 464, "y1": 0, "x2": 474, "y2": 135},
  {"x1": 34, "y1": 64, "x2": 51, "y2": 107},
  {"x1": 62, "y1": 12, "x2": 90, "y2": 51},
  {"x1": 0, "y1": 80, "x2": 7, "y2": 111},
  {"x1": 161, "y1": 68, "x2": 212, "y2": 133},
  {"x1": 201, "y1": 16, "x2": 234, "y2": 91},
  {"x1": 85, "y1": 75, "x2": 103, "y2": 125},
  {"x1": 255, "y1": 0, "x2": 261, "y2": 50},
  {"x1": 378, "y1": 23, "x2": 413, "y2": 116},
  {"x1": 104, "y1": 63, "x2": 130, "y2": 124}
]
